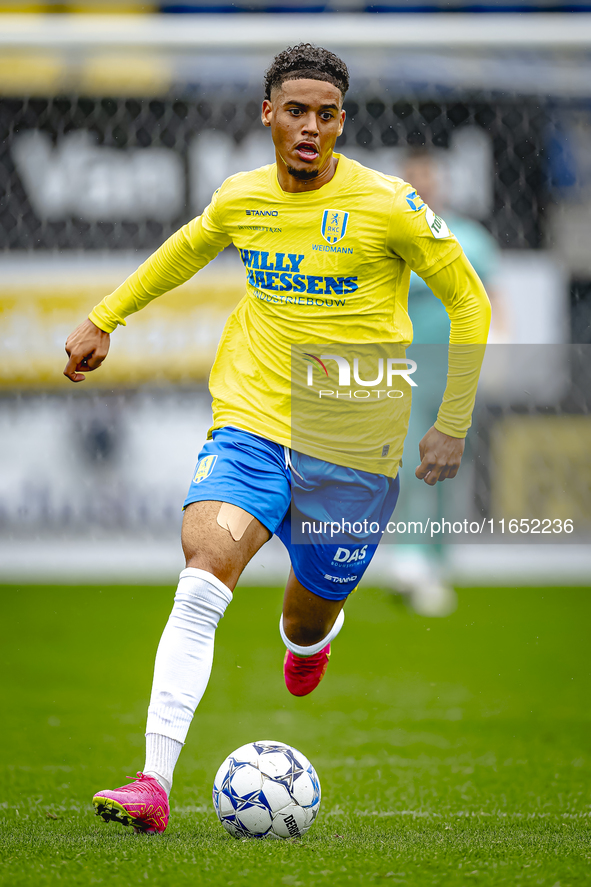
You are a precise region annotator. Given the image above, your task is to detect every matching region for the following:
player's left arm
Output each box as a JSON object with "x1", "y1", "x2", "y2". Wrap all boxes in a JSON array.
[
  {"x1": 384, "y1": 187, "x2": 491, "y2": 485},
  {"x1": 415, "y1": 251, "x2": 491, "y2": 485}
]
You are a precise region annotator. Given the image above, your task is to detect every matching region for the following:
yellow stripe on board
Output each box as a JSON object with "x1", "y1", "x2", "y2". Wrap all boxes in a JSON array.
[
  {"x1": 0, "y1": 51, "x2": 172, "y2": 96},
  {"x1": 0, "y1": 54, "x2": 65, "y2": 94},
  {"x1": 79, "y1": 54, "x2": 172, "y2": 96},
  {"x1": 0, "y1": 268, "x2": 245, "y2": 388},
  {"x1": 0, "y1": 3, "x2": 157, "y2": 11}
]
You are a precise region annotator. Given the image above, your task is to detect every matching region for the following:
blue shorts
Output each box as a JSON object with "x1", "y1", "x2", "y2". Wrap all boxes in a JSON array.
[{"x1": 184, "y1": 427, "x2": 399, "y2": 601}]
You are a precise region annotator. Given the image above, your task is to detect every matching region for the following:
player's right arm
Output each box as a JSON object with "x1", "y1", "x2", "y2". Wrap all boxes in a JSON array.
[{"x1": 64, "y1": 194, "x2": 232, "y2": 383}]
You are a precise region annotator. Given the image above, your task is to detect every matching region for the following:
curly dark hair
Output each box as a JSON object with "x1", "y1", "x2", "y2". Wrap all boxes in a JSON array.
[{"x1": 264, "y1": 44, "x2": 349, "y2": 101}]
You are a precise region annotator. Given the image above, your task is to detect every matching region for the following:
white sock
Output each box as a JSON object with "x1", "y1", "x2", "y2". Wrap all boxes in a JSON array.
[
  {"x1": 279, "y1": 609, "x2": 345, "y2": 657},
  {"x1": 144, "y1": 733, "x2": 182, "y2": 796},
  {"x1": 146, "y1": 567, "x2": 232, "y2": 756}
]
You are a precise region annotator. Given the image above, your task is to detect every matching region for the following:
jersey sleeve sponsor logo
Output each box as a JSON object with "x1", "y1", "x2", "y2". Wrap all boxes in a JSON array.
[
  {"x1": 192, "y1": 454, "x2": 218, "y2": 484},
  {"x1": 425, "y1": 207, "x2": 451, "y2": 239},
  {"x1": 405, "y1": 189, "x2": 426, "y2": 212},
  {"x1": 321, "y1": 209, "x2": 349, "y2": 244}
]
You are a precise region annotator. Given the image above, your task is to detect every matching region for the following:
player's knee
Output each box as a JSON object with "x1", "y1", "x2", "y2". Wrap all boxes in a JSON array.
[
  {"x1": 183, "y1": 549, "x2": 234, "y2": 588},
  {"x1": 181, "y1": 534, "x2": 231, "y2": 585}
]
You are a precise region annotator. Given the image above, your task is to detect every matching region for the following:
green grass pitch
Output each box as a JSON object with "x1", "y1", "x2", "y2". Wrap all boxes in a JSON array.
[{"x1": 1, "y1": 582, "x2": 589, "y2": 886}]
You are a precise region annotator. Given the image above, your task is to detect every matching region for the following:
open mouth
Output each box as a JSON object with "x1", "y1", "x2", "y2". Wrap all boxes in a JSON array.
[{"x1": 295, "y1": 142, "x2": 319, "y2": 162}]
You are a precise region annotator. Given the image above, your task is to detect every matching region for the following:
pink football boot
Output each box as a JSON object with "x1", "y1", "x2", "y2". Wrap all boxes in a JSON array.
[
  {"x1": 93, "y1": 772, "x2": 169, "y2": 834},
  {"x1": 284, "y1": 644, "x2": 331, "y2": 697}
]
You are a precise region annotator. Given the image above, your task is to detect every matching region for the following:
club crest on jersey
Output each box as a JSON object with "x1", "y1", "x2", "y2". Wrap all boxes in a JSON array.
[
  {"x1": 321, "y1": 209, "x2": 349, "y2": 244},
  {"x1": 193, "y1": 454, "x2": 217, "y2": 484}
]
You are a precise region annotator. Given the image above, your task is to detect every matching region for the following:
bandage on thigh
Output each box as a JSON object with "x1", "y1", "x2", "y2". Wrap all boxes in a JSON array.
[{"x1": 216, "y1": 502, "x2": 256, "y2": 541}]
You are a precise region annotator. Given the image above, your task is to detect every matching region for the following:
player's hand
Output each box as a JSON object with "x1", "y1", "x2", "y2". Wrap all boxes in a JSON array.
[
  {"x1": 63, "y1": 319, "x2": 110, "y2": 383},
  {"x1": 415, "y1": 425, "x2": 465, "y2": 486}
]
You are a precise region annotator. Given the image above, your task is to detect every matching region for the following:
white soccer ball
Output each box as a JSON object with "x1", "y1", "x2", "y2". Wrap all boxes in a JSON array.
[{"x1": 212, "y1": 740, "x2": 321, "y2": 839}]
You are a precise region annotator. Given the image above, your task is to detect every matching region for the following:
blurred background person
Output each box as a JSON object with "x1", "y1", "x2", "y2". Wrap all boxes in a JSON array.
[{"x1": 387, "y1": 147, "x2": 501, "y2": 617}]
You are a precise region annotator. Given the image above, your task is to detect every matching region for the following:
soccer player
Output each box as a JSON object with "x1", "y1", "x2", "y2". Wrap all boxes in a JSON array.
[
  {"x1": 388, "y1": 147, "x2": 501, "y2": 617},
  {"x1": 63, "y1": 44, "x2": 490, "y2": 834}
]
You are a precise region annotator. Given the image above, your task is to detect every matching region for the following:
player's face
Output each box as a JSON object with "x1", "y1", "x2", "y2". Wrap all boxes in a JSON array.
[{"x1": 262, "y1": 79, "x2": 345, "y2": 189}]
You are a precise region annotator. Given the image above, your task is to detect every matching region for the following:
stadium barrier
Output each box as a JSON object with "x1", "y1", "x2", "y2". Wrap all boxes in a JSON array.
[{"x1": 0, "y1": 14, "x2": 590, "y2": 578}]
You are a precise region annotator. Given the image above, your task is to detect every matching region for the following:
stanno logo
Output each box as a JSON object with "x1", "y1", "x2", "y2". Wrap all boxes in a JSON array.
[
  {"x1": 321, "y1": 209, "x2": 349, "y2": 244},
  {"x1": 324, "y1": 573, "x2": 359, "y2": 583},
  {"x1": 246, "y1": 209, "x2": 278, "y2": 217}
]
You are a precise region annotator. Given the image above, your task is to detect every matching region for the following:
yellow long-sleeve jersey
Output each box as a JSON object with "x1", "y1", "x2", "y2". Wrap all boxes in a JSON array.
[{"x1": 89, "y1": 153, "x2": 491, "y2": 477}]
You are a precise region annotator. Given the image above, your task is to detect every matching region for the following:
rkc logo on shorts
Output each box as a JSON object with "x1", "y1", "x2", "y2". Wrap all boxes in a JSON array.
[
  {"x1": 321, "y1": 209, "x2": 349, "y2": 244},
  {"x1": 193, "y1": 454, "x2": 217, "y2": 484}
]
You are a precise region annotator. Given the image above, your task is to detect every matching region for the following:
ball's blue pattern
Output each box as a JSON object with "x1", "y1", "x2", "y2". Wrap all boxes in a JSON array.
[
  {"x1": 308, "y1": 766, "x2": 321, "y2": 806},
  {"x1": 212, "y1": 740, "x2": 321, "y2": 839},
  {"x1": 256, "y1": 788, "x2": 273, "y2": 812}
]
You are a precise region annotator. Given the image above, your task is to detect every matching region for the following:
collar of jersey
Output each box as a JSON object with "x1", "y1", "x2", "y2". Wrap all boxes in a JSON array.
[{"x1": 269, "y1": 152, "x2": 351, "y2": 200}]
